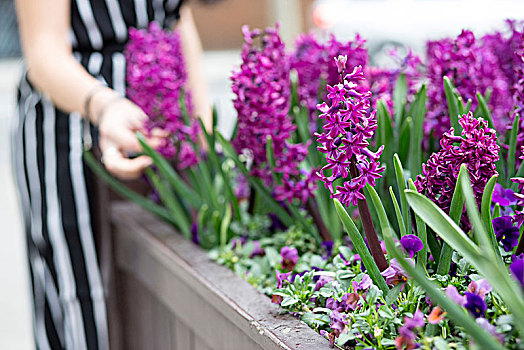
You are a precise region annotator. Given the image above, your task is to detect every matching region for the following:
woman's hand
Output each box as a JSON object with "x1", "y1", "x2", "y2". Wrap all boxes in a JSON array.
[{"x1": 95, "y1": 93, "x2": 163, "y2": 180}]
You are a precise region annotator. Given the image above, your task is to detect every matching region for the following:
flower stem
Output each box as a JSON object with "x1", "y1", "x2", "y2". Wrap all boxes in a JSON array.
[
  {"x1": 306, "y1": 198, "x2": 333, "y2": 242},
  {"x1": 248, "y1": 185, "x2": 256, "y2": 214},
  {"x1": 349, "y1": 157, "x2": 389, "y2": 271}
]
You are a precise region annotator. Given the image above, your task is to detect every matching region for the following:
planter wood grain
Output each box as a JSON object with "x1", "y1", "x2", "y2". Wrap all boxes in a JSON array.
[{"x1": 111, "y1": 202, "x2": 330, "y2": 350}]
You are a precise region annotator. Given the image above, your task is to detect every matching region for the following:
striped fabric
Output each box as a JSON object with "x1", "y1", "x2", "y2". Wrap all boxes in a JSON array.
[{"x1": 12, "y1": 0, "x2": 181, "y2": 348}]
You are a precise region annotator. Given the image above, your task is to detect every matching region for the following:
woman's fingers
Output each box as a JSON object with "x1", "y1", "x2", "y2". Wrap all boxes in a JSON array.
[{"x1": 103, "y1": 151, "x2": 153, "y2": 180}]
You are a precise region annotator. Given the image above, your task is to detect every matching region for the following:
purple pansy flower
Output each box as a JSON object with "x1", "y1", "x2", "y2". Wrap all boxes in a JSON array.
[
  {"x1": 476, "y1": 318, "x2": 504, "y2": 343},
  {"x1": 321, "y1": 241, "x2": 334, "y2": 260},
  {"x1": 400, "y1": 234, "x2": 424, "y2": 258},
  {"x1": 315, "y1": 275, "x2": 334, "y2": 291},
  {"x1": 381, "y1": 258, "x2": 412, "y2": 286},
  {"x1": 280, "y1": 246, "x2": 299, "y2": 271},
  {"x1": 326, "y1": 297, "x2": 339, "y2": 311},
  {"x1": 446, "y1": 285, "x2": 466, "y2": 306},
  {"x1": 275, "y1": 270, "x2": 292, "y2": 289},
  {"x1": 395, "y1": 310, "x2": 425, "y2": 350},
  {"x1": 467, "y1": 279, "x2": 492, "y2": 298},
  {"x1": 250, "y1": 241, "x2": 265, "y2": 258},
  {"x1": 353, "y1": 274, "x2": 372, "y2": 292},
  {"x1": 330, "y1": 310, "x2": 348, "y2": 334},
  {"x1": 464, "y1": 292, "x2": 487, "y2": 318},
  {"x1": 493, "y1": 216, "x2": 520, "y2": 252},
  {"x1": 404, "y1": 310, "x2": 425, "y2": 329},
  {"x1": 510, "y1": 254, "x2": 524, "y2": 287},
  {"x1": 341, "y1": 292, "x2": 360, "y2": 312},
  {"x1": 492, "y1": 183, "x2": 517, "y2": 207}
]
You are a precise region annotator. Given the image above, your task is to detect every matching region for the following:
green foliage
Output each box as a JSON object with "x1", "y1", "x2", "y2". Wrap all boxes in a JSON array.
[{"x1": 406, "y1": 171, "x2": 524, "y2": 336}]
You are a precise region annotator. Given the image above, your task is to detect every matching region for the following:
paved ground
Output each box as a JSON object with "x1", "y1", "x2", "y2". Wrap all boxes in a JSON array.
[{"x1": 0, "y1": 51, "x2": 238, "y2": 349}]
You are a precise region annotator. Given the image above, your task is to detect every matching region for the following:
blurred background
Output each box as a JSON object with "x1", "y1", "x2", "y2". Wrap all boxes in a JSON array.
[{"x1": 0, "y1": 0, "x2": 522, "y2": 348}]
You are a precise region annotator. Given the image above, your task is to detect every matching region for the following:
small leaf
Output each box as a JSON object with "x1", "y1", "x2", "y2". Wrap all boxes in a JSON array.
[
  {"x1": 378, "y1": 305, "x2": 395, "y2": 319},
  {"x1": 281, "y1": 296, "x2": 299, "y2": 307}
]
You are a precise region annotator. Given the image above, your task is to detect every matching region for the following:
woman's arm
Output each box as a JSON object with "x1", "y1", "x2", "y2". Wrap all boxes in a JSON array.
[
  {"x1": 15, "y1": 0, "x2": 157, "y2": 179},
  {"x1": 178, "y1": 6, "x2": 212, "y2": 131}
]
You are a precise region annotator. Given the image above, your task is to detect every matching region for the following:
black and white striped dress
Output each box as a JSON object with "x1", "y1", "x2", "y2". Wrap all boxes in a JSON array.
[{"x1": 12, "y1": 0, "x2": 182, "y2": 348}]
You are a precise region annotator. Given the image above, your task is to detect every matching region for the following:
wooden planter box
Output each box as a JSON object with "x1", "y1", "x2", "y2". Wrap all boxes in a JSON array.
[{"x1": 110, "y1": 202, "x2": 330, "y2": 350}]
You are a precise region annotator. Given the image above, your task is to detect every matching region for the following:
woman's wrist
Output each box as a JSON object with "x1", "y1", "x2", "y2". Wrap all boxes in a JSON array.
[{"x1": 88, "y1": 86, "x2": 121, "y2": 124}]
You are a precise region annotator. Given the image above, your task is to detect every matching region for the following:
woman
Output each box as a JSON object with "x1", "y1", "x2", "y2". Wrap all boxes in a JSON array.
[{"x1": 12, "y1": 0, "x2": 209, "y2": 348}]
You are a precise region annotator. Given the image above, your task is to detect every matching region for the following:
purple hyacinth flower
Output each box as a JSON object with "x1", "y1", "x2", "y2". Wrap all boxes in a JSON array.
[
  {"x1": 280, "y1": 246, "x2": 299, "y2": 271},
  {"x1": 492, "y1": 183, "x2": 517, "y2": 206},
  {"x1": 464, "y1": 292, "x2": 487, "y2": 318},
  {"x1": 493, "y1": 216, "x2": 520, "y2": 252},
  {"x1": 510, "y1": 255, "x2": 524, "y2": 287},
  {"x1": 400, "y1": 234, "x2": 424, "y2": 258},
  {"x1": 415, "y1": 113, "x2": 500, "y2": 231}
]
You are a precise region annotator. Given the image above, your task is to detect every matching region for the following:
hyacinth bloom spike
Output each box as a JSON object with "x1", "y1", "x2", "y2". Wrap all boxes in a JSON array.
[
  {"x1": 125, "y1": 23, "x2": 199, "y2": 169},
  {"x1": 231, "y1": 25, "x2": 321, "y2": 209},
  {"x1": 426, "y1": 29, "x2": 514, "y2": 138},
  {"x1": 415, "y1": 112, "x2": 499, "y2": 231},
  {"x1": 316, "y1": 55, "x2": 387, "y2": 270}
]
